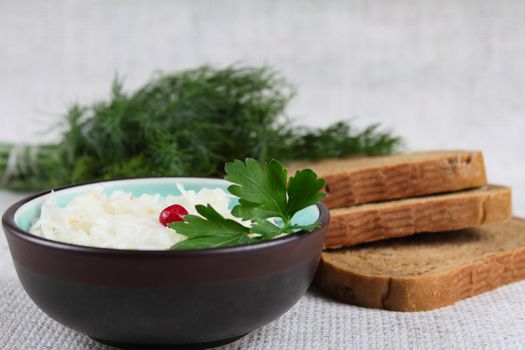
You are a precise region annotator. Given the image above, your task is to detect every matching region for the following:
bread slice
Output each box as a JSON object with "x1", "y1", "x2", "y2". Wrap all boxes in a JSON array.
[
  {"x1": 315, "y1": 218, "x2": 525, "y2": 311},
  {"x1": 287, "y1": 151, "x2": 487, "y2": 209},
  {"x1": 326, "y1": 185, "x2": 512, "y2": 249}
]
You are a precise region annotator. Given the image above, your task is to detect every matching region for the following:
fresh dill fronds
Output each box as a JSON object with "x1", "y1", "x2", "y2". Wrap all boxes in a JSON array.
[{"x1": 0, "y1": 65, "x2": 402, "y2": 191}]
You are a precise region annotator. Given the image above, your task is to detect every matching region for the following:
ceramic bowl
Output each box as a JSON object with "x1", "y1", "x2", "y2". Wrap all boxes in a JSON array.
[{"x1": 2, "y1": 177, "x2": 329, "y2": 349}]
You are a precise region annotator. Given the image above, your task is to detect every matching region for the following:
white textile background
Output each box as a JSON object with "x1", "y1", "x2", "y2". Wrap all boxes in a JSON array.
[
  {"x1": 0, "y1": 0, "x2": 524, "y2": 214},
  {"x1": 1, "y1": 1, "x2": 525, "y2": 349}
]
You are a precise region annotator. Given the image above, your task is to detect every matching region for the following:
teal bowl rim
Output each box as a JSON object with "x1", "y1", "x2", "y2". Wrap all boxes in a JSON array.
[{"x1": 2, "y1": 176, "x2": 330, "y2": 256}]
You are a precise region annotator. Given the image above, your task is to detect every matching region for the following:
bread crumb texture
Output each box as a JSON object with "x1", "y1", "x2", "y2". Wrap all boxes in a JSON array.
[
  {"x1": 326, "y1": 185, "x2": 512, "y2": 248},
  {"x1": 316, "y1": 218, "x2": 525, "y2": 311},
  {"x1": 287, "y1": 151, "x2": 487, "y2": 209}
]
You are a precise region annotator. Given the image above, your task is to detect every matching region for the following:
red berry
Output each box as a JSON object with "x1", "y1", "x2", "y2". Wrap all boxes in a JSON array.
[{"x1": 159, "y1": 204, "x2": 188, "y2": 226}]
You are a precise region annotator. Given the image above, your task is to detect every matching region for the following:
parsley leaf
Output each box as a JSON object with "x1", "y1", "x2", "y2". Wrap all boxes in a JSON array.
[
  {"x1": 170, "y1": 204, "x2": 254, "y2": 250},
  {"x1": 286, "y1": 168, "x2": 326, "y2": 217},
  {"x1": 227, "y1": 158, "x2": 326, "y2": 226},
  {"x1": 170, "y1": 158, "x2": 325, "y2": 250},
  {"x1": 291, "y1": 221, "x2": 321, "y2": 233},
  {"x1": 250, "y1": 218, "x2": 286, "y2": 239},
  {"x1": 226, "y1": 159, "x2": 288, "y2": 219}
]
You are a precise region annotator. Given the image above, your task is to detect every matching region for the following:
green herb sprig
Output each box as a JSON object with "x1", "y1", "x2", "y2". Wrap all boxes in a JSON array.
[
  {"x1": 0, "y1": 65, "x2": 401, "y2": 192},
  {"x1": 170, "y1": 158, "x2": 326, "y2": 250}
]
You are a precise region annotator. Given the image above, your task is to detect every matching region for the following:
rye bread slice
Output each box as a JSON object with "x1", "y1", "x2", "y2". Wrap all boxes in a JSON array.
[
  {"x1": 315, "y1": 218, "x2": 525, "y2": 311},
  {"x1": 326, "y1": 185, "x2": 512, "y2": 249},
  {"x1": 287, "y1": 151, "x2": 487, "y2": 209}
]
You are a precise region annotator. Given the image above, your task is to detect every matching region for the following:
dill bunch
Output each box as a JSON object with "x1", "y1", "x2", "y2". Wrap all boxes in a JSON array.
[{"x1": 0, "y1": 65, "x2": 401, "y2": 191}]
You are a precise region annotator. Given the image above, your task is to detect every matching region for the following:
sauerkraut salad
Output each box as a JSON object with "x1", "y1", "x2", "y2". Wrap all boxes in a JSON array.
[
  {"x1": 28, "y1": 158, "x2": 326, "y2": 250},
  {"x1": 29, "y1": 184, "x2": 237, "y2": 250}
]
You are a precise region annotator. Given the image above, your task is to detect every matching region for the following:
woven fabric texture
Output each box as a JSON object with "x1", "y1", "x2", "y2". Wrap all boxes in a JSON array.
[{"x1": 2, "y1": 279, "x2": 525, "y2": 350}]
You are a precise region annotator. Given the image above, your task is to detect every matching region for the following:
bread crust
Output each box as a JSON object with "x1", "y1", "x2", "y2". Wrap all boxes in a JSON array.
[
  {"x1": 287, "y1": 151, "x2": 487, "y2": 209},
  {"x1": 326, "y1": 185, "x2": 512, "y2": 249},
  {"x1": 315, "y1": 219, "x2": 525, "y2": 311}
]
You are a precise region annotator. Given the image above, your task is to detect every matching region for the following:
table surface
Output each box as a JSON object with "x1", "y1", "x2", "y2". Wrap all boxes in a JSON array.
[{"x1": 1, "y1": 190, "x2": 525, "y2": 350}]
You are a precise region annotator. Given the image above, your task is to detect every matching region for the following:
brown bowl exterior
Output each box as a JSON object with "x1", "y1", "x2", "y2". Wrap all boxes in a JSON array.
[{"x1": 2, "y1": 185, "x2": 329, "y2": 348}]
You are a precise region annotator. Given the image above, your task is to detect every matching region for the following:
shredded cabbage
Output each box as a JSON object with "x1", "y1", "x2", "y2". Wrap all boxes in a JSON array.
[{"x1": 29, "y1": 185, "x2": 235, "y2": 250}]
